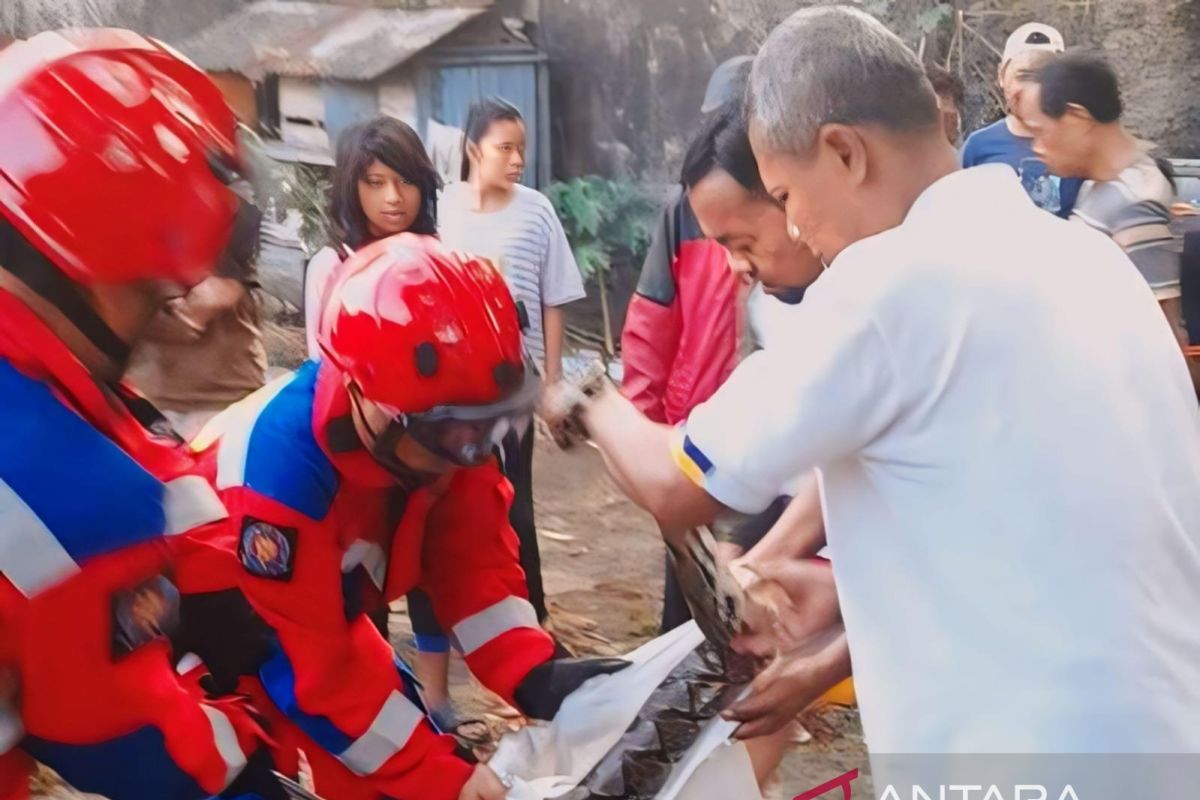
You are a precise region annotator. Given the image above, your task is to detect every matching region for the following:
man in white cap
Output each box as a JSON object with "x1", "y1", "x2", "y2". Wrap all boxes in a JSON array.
[{"x1": 961, "y1": 21, "x2": 1083, "y2": 217}]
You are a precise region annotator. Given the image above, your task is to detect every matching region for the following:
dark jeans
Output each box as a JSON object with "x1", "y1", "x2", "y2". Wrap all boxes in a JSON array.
[
  {"x1": 409, "y1": 423, "x2": 546, "y2": 652},
  {"x1": 660, "y1": 495, "x2": 790, "y2": 634}
]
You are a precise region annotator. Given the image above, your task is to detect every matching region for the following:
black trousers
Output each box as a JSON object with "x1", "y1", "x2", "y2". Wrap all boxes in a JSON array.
[
  {"x1": 409, "y1": 423, "x2": 547, "y2": 651},
  {"x1": 660, "y1": 495, "x2": 790, "y2": 634},
  {"x1": 505, "y1": 422, "x2": 547, "y2": 620}
]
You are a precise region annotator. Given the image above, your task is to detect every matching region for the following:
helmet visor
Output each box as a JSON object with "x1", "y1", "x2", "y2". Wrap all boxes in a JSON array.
[{"x1": 380, "y1": 360, "x2": 542, "y2": 467}]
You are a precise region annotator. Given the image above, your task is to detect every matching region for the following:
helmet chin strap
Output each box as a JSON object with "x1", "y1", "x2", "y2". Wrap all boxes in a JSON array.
[{"x1": 347, "y1": 385, "x2": 439, "y2": 490}]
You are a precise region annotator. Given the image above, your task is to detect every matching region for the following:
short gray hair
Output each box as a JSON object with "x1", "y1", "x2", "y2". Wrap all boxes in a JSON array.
[{"x1": 747, "y1": 6, "x2": 939, "y2": 155}]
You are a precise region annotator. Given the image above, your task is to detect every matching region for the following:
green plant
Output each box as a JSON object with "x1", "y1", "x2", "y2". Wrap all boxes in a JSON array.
[
  {"x1": 916, "y1": 2, "x2": 953, "y2": 34},
  {"x1": 547, "y1": 176, "x2": 654, "y2": 279},
  {"x1": 280, "y1": 163, "x2": 334, "y2": 254},
  {"x1": 546, "y1": 177, "x2": 654, "y2": 355}
]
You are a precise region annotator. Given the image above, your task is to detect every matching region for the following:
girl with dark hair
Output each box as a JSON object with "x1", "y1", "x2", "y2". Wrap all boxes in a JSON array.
[{"x1": 303, "y1": 116, "x2": 442, "y2": 358}]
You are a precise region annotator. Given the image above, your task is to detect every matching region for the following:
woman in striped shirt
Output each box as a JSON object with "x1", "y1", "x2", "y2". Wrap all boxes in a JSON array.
[{"x1": 427, "y1": 97, "x2": 584, "y2": 713}]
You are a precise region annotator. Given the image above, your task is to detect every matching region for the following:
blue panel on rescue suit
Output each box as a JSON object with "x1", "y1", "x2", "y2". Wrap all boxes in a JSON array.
[
  {"x1": 259, "y1": 642, "x2": 355, "y2": 755},
  {"x1": 23, "y1": 726, "x2": 207, "y2": 800},
  {"x1": 242, "y1": 361, "x2": 339, "y2": 520},
  {"x1": 0, "y1": 359, "x2": 169, "y2": 562}
]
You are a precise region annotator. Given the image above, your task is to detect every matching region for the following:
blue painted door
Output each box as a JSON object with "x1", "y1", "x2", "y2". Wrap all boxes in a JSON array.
[{"x1": 322, "y1": 80, "x2": 378, "y2": 148}]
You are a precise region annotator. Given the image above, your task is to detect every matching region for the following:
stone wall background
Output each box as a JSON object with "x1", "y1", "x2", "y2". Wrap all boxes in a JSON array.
[{"x1": 539, "y1": 0, "x2": 1200, "y2": 182}]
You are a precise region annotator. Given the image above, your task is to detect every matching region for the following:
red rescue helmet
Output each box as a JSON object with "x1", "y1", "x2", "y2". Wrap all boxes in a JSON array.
[
  {"x1": 0, "y1": 28, "x2": 240, "y2": 287},
  {"x1": 318, "y1": 234, "x2": 539, "y2": 467}
]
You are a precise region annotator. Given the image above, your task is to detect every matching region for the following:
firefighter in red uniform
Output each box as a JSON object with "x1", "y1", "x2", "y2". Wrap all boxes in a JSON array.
[
  {"x1": 0, "y1": 29, "x2": 277, "y2": 800},
  {"x1": 178, "y1": 233, "x2": 627, "y2": 800}
]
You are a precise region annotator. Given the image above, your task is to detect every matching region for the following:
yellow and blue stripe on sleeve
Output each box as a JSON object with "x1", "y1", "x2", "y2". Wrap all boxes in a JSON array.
[{"x1": 671, "y1": 426, "x2": 715, "y2": 488}]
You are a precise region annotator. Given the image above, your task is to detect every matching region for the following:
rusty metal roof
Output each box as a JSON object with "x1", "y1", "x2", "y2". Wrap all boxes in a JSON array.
[{"x1": 176, "y1": 1, "x2": 492, "y2": 81}]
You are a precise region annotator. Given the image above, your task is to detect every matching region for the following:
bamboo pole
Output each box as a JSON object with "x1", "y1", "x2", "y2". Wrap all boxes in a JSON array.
[
  {"x1": 598, "y1": 276, "x2": 615, "y2": 359},
  {"x1": 957, "y1": 9, "x2": 965, "y2": 75}
]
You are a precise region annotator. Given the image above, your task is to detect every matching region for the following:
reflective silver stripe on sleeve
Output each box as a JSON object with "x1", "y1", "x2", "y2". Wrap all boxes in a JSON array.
[
  {"x1": 162, "y1": 475, "x2": 228, "y2": 535},
  {"x1": 452, "y1": 596, "x2": 540, "y2": 656},
  {"x1": 0, "y1": 473, "x2": 225, "y2": 596},
  {"x1": 201, "y1": 704, "x2": 249, "y2": 790},
  {"x1": 340, "y1": 539, "x2": 387, "y2": 590},
  {"x1": 0, "y1": 478, "x2": 79, "y2": 597},
  {"x1": 176, "y1": 652, "x2": 204, "y2": 675},
  {"x1": 339, "y1": 690, "x2": 424, "y2": 776}
]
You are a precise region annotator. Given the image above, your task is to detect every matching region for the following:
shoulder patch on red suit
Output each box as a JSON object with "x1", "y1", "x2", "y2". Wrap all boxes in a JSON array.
[{"x1": 238, "y1": 518, "x2": 298, "y2": 581}]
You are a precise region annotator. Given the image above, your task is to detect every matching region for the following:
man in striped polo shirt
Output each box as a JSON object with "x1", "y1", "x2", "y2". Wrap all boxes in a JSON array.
[{"x1": 1020, "y1": 52, "x2": 1192, "y2": 379}]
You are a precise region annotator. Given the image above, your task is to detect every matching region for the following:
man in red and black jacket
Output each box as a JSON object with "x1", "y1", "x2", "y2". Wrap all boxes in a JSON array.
[
  {"x1": 622, "y1": 57, "x2": 768, "y2": 634},
  {"x1": 620, "y1": 57, "x2": 755, "y2": 427},
  {"x1": 621, "y1": 190, "x2": 742, "y2": 425}
]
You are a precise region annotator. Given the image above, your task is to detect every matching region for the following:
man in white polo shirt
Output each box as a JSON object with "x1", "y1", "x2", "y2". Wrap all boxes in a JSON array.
[{"x1": 557, "y1": 5, "x2": 1200, "y2": 758}]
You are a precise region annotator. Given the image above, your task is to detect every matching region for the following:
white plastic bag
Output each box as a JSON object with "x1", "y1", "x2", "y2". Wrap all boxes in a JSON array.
[{"x1": 492, "y1": 622, "x2": 761, "y2": 800}]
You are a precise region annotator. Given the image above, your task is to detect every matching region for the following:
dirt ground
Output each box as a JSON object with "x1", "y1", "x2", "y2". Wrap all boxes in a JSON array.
[{"x1": 32, "y1": 327, "x2": 868, "y2": 799}]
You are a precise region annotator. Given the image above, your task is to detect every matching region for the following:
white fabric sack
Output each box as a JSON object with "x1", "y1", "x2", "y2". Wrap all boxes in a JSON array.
[{"x1": 492, "y1": 622, "x2": 761, "y2": 800}]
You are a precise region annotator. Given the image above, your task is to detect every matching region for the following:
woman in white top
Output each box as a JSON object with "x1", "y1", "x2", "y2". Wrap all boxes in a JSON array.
[{"x1": 302, "y1": 117, "x2": 442, "y2": 358}]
